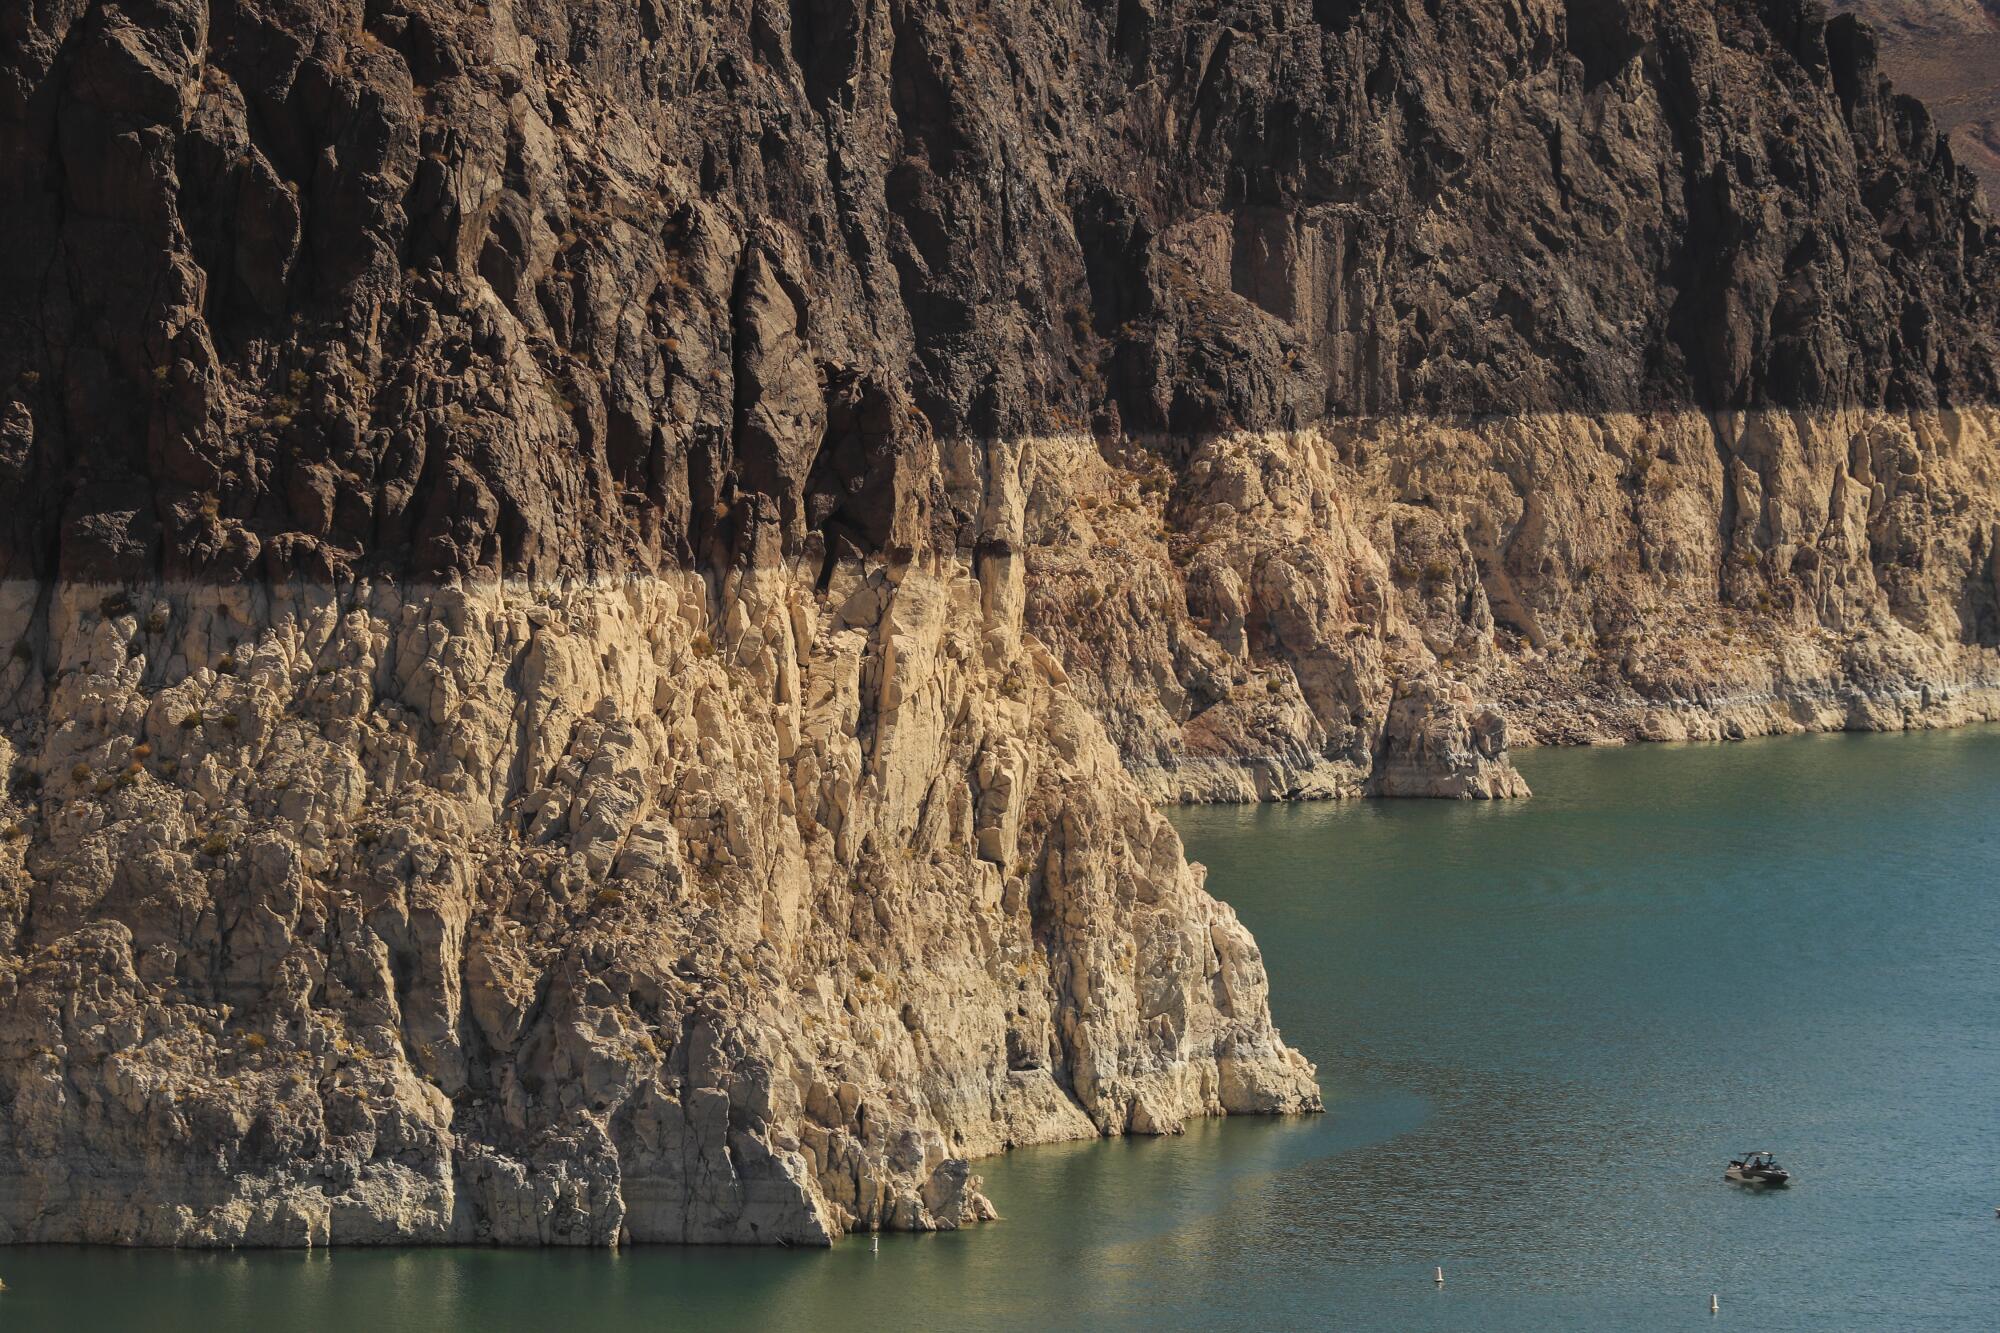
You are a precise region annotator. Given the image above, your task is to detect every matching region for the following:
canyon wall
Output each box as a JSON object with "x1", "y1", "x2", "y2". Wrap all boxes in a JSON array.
[{"x1": 1, "y1": 0, "x2": 1996, "y2": 1243}]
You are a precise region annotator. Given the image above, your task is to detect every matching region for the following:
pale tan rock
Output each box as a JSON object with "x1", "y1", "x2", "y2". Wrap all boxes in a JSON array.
[
  {"x1": 1021, "y1": 410, "x2": 2000, "y2": 795},
  {"x1": 0, "y1": 553, "x2": 1318, "y2": 1247}
]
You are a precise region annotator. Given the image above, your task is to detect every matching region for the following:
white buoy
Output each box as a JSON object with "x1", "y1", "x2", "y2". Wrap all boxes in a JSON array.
[
  {"x1": 1434, "y1": 1266, "x2": 1444, "y2": 1285},
  {"x1": 1711, "y1": 1294, "x2": 1720, "y2": 1315},
  {"x1": 871, "y1": 1235, "x2": 879, "y2": 1254}
]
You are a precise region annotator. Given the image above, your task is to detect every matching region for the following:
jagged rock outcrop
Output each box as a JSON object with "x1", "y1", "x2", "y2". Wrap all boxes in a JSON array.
[{"x1": 2, "y1": 0, "x2": 1999, "y2": 1245}]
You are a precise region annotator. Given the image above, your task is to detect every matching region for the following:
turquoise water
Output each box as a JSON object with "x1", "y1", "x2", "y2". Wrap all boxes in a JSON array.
[{"x1": 6, "y1": 728, "x2": 1999, "y2": 1329}]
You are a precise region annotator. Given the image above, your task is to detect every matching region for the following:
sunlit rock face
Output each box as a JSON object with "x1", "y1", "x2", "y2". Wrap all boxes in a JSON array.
[
  {"x1": 0, "y1": 560, "x2": 1318, "y2": 1246},
  {"x1": 2, "y1": 0, "x2": 1998, "y2": 1245}
]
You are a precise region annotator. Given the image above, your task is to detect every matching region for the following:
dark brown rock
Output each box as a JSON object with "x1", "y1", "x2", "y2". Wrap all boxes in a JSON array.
[{"x1": 3, "y1": 0, "x2": 1995, "y2": 590}]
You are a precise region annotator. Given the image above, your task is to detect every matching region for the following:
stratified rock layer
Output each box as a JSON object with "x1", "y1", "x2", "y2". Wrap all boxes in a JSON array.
[{"x1": 6, "y1": 0, "x2": 1997, "y2": 592}]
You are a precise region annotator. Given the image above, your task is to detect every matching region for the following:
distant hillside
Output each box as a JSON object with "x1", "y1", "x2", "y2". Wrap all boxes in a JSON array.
[
  {"x1": 1834, "y1": 0, "x2": 2000, "y2": 198},
  {"x1": 1833, "y1": 0, "x2": 1999, "y2": 36}
]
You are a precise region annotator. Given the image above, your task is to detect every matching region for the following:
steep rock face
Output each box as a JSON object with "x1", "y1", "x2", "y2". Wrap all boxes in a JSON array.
[
  {"x1": 4, "y1": 0, "x2": 1996, "y2": 586},
  {"x1": 0, "y1": 543, "x2": 1314, "y2": 1245},
  {"x1": 8, "y1": 0, "x2": 1995, "y2": 794},
  {"x1": 1, "y1": 0, "x2": 1999, "y2": 1246}
]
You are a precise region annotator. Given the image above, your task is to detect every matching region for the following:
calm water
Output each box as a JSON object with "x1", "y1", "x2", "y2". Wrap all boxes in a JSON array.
[{"x1": 7, "y1": 729, "x2": 1999, "y2": 1329}]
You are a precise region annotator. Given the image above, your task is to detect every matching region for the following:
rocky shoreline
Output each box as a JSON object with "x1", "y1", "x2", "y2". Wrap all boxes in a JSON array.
[
  {"x1": 0, "y1": 557, "x2": 1319, "y2": 1247},
  {"x1": 1021, "y1": 408, "x2": 2000, "y2": 802},
  {"x1": 6, "y1": 406, "x2": 1998, "y2": 1247}
]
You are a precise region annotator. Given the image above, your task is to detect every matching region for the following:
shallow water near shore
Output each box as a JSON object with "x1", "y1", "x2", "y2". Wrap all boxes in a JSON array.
[{"x1": 7, "y1": 726, "x2": 2000, "y2": 1330}]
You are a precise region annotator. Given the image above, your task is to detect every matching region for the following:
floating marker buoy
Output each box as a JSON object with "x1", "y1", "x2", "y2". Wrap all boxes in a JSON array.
[
  {"x1": 1434, "y1": 1266, "x2": 1444, "y2": 1285},
  {"x1": 1711, "y1": 1294, "x2": 1720, "y2": 1315},
  {"x1": 871, "y1": 1235, "x2": 879, "y2": 1254}
]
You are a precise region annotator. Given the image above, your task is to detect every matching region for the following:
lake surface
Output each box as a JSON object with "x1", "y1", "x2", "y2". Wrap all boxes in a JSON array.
[{"x1": 7, "y1": 728, "x2": 1999, "y2": 1329}]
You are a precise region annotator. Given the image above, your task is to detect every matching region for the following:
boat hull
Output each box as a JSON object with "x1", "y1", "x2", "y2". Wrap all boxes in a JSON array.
[{"x1": 1724, "y1": 1169, "x2": 1791, "y2": 1187}]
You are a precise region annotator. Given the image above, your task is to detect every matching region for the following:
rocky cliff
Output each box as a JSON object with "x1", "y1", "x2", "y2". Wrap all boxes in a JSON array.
[{"x1": 1, "y1": 0, "x2": 1997, "y2": 1245}]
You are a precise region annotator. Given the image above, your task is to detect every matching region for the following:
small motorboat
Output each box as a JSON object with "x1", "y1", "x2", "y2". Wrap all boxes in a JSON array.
[{"x1": 1724, "y1": 1150, "x2": 1792, "y2": 1187}]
